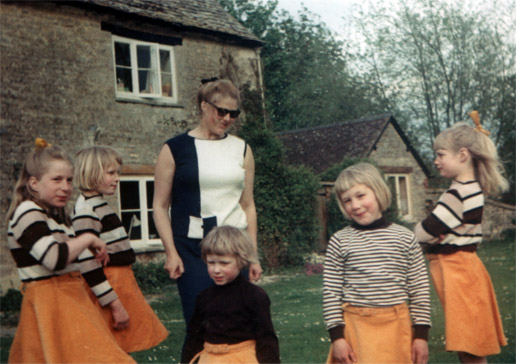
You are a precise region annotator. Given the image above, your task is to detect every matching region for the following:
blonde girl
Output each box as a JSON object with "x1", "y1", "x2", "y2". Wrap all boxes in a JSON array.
[
  {"x1": 7, "y1": 139, "x2": 134, "y2": 363},
  {"x1": 73, "y1": 146, "x2": 168, "y2": 353},
  {"x1": 324, "y1": 163, "x2": 431, "y2": 364},
  {"x1": 181, "y1": 226, "x2": 279, "y2": 364},
  {"x1": 415, "y1": 112, "x2": 508, "y2": 363}
]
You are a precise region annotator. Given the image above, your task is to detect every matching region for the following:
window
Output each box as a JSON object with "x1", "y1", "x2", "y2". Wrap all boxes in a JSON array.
[
  {"x1": 386, "y1": 174, "x2": 412, "y2": 218},
  {"x1": 112, "y1": 35, "x2": 178, "y2": 103},
  {"x1": 118, "y1": 176, "x2": 162, "y2": 252}
]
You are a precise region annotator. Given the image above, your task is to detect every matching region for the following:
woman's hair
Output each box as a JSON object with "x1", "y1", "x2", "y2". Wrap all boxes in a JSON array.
[
  {"x1": 433, "y1": 122, "x2": 508, "y2": 196},
  {"x1": 7, "y1": 144, "x2": 73, "y2": 224},
  {"x1": 196, "y1": 79, "x2": 240, "y2": 115},
  {"x1": 201, "y1": 226, "x2": 258, "y2": 269},
  {"x1": 334, "y1": 163, "x2": 391, "y2": 219},
  {"x1": 75, "y1": 146, "x2": 122, "y2": 192}
]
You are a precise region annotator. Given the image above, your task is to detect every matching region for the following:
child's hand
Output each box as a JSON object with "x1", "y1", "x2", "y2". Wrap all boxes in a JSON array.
[
  {"x1": 89, "y1": 237, "x2": 109, "y2": 265},
  {"x1": 109, "y1": 298, "x2": 130, "y2": 330},
  {"x1": 411, "y1": 338, "x2": 428, "y2": 364},
  {"x1": 331, "y1": 338, "x2": 357, "y2": 364}
]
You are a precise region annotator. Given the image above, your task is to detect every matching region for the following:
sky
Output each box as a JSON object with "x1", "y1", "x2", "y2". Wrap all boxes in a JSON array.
[{"x1": 275, "y1": 0, "x2": 516, "y2": 43}]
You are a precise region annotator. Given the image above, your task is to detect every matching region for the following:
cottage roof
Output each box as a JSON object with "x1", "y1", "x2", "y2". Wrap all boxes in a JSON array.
[
  {"x1": 277, "y1": 113, "x2": 430, "y2": 176},
  {"x1": 78, "y1": 0, "x2": 263, "y2": 46}
]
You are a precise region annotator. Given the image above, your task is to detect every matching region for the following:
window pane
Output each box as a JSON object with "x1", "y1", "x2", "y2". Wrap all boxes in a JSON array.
[
  {"x1": 120, "y1": 181, "x2": 140, "y2": 210},
  {"x1": 137, "y1": 45, "x2": 154, "y2": 68},
  {"x1": 121, "y1": 212, "x2": 141, "y2": 240},
  {"x1": 146, "y1": 181, "x2": 154, "y2": 209},
  {"x1": 148, "y1": 211, "x2": 159, "y2": 239},
  {"x1": 116, "y1": 67, "x2": 133, "y2": 92},
  {"x1": 114, "y1": 42, "x2": 131, "y2": 67},
  {"x1": 160, "y1": 50, "x2": 171, "y2": 73},
  {"x1": 399, "y1": 176, "x2": 409, "y2": 215},
  {"x1": 139, "y1": 70, "x2": 158, "y2": 93},
  {"x1": 161, "y1": 74, "x2": 172, "y2": 96}
]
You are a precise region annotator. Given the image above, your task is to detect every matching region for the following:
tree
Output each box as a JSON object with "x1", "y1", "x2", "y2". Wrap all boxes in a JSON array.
[
  {"x1": 352, "y1": 0, "x2": 516, "y2": 162},
  {"x1": 219, "y1": 0, "x2": 387, "y2": 131}
]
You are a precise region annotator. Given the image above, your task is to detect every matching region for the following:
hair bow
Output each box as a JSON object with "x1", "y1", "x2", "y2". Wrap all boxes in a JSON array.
[
  {"x1": 469, "y1": 110, "x2": 490, "y2": 136},
  {"x1": 201, "y1": 77, "x2": 219, "y2": 84},
  {"x1": 35, "y1": 138, "x2": 52, "y2": 149}
]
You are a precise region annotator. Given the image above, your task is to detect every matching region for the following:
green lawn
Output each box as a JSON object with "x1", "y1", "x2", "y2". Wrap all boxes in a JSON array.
[{"x1": 1, "y1": 238, "x2": 514, "y2": 363}]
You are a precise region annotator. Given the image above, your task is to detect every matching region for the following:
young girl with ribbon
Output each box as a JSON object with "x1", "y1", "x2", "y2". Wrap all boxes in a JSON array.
[
  {"x1": 6, "y1": 139, "x2": 134, "y2": 363},
  {"x1": 415, "y1": 111, "x2": 508, "y2": 363}
]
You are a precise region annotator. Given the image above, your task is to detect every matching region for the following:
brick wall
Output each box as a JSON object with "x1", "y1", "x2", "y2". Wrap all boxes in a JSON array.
[{"x1": 0, "y1": 2, "x2": 263, "y2": 292}]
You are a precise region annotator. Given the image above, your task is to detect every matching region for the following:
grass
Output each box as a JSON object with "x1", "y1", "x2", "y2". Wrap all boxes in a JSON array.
[{"x1": 1, "y1": 237, "x2": 514, "y2": 363}]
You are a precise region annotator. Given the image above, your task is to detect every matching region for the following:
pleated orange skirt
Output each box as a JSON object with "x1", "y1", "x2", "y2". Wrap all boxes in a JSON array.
[
  {"x1": 326, "y1": 303, "x2": 413, "y2": 364},
  {"x1": 427, "y1": 251, "x2": 507, "y2": 357},
  {"x1": 189, "y1": 340, "x2": 258, "y2": 364},
  {"x1": 85, "y1": 265, "x2": 168, "y2": 353},
  {"x1": 8, "y1": 272, "x2": 135, "y2": 364}
]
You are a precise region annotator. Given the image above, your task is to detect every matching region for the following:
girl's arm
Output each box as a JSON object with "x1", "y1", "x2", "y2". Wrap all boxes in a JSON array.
[
  {"x1": 253, "y1": 290, "x2": 280, "y2": 364},
  {"x1": 239, "y1": 145, "x2": 262, "y2": 281},
  {"x1": 323, "y1": 235, "x2": 346, "y2": 341},
  {"x1": 153, "y1": 144, "x2": 184, "y2": 279}
]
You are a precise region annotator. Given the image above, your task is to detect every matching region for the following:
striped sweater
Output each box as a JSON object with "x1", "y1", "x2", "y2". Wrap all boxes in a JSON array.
[
  {"x1": 323, "y1": 218, "x2": 431, "y2": 341},
  {"x1": 8, "y1": 200, "x2": 83, "y2": 281},
  {"x1": 72, "y1": 194, "x2": 135, "y2": 306},
  {"x1": 415, "y1": 180, "x2": 483, "y2": 251}
]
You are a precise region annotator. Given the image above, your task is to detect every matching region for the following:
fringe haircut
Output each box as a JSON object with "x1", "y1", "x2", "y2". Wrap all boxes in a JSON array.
[
  {"x1": 334, "y1": 163, "x2": 392, "y2": 219},
  {"x1": 75, "y1": 146, "x2": 122, "y2": 193},
  {"x1": 201, "y1": 226, "x2": 258, "y2": 269}
]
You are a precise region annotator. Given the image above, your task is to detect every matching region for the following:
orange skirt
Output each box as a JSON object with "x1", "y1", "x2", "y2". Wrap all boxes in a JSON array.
[
  {"x1": 84, "y1": 265, "x2": 169, "y2": 353},
  {"x1": 8, "y1": 272, "x2": 135, "y2": 364},
  {"x1": 326, "y1": 303, "x2": 412, "y2": 364},
  {"x1": 190, "y1": 340, "x2": 258, "y2": 364},
  {"x1": 427, "y1": 251, "x2": 507, "y2": 356}
]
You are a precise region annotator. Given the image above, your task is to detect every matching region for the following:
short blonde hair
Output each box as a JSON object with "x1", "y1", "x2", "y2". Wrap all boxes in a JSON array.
[
  {"x1": 75, "y1": 146, "x2": 122, "y2": 192},
  {"x1": 201, "y1": 226, "x2": 258, "y2": 269},
  {"x1": 434, "y1": 122, "x2": 508, "y2": 196},
  {"x1": 334, "y1": 163, "x2": 391, "y2": 219}
]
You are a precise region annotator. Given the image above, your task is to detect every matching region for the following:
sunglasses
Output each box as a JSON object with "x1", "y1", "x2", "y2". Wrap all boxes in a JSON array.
[{"x1": 206, "y1": 101, "x2": 241, "y2": 118}]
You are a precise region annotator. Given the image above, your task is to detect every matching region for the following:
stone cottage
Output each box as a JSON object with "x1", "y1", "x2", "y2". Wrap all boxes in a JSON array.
[
  {"x1": 278, "y1": 114, "x2": 430, "y2": 224},
  {"x1": 0, "y1": 0, "x2": 264, "y2": 291}
]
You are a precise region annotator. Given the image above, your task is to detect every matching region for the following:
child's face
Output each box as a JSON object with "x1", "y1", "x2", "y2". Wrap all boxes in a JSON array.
[
  {"x1": 29, "y1": 160, "x2": 73, "y2": 208},
  {"x1": 340, "y1": 183, "x2": 382, "y2": 226},
  {"x1": 206, "y1": 253, "x2": 241, "y2": 286},
  {"x1": 97, "y1": 163, "x2": 120, "y2": 196},
  {"x1": 434, "y1": 148, "x2": 462, "y2": 179}
]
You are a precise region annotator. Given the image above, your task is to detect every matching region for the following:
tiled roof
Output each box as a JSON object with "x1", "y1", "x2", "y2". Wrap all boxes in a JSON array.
[
  {"x1": 278, "y1": 114, "x2": 429, "y2": 176},
  {"x1": 79, "y1": 0, "x2": 262, "y2": 45}
]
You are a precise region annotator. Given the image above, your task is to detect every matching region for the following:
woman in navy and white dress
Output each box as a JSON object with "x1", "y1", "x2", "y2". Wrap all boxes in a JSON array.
[{"x1": 153, "y1": 79, "x2": 263, "y2": 329}]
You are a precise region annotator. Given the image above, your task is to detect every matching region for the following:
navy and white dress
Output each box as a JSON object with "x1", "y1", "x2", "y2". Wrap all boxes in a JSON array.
[{"x1": 165, "y1": 132, "x2": 248, "y2": 325}]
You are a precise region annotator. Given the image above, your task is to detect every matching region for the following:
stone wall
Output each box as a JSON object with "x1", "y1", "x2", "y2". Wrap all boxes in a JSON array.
[
  {"x1": 0, "y1": 2, "x2": 263, "y2": 292},
  {"x1": 368, "y1": 123, "x2": 429, "y2": 222}
]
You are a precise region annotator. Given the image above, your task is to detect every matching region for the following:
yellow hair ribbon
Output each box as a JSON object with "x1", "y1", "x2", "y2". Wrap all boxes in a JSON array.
[
  {"x1": 34, "y1": 138, "x2": 52, "y2": 149},
  {"x1": 469, "y1": 110, "x2": 490, "y2": 136}
]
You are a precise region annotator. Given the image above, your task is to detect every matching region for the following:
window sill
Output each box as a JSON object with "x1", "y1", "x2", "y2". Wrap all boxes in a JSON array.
[{"x1": 115, "y1": 96, "x2": 184, "y2": 108}]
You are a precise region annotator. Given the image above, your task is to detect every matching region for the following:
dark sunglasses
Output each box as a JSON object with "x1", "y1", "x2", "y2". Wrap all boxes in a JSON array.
[{"x1": 206, "y1": 101, "x2": 241, "y2": 118}]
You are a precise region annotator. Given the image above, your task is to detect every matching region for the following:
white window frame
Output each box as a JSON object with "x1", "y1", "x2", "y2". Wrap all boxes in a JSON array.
[
  {"x1": 385, "y1": 173, "x2": 413, "y2": 218},
  {"x1": 118, "y1": 176, "x2": 163, "y2": 252},
  {"x1": 112, "y1": 35, "x2": 178, "y2": 104}
]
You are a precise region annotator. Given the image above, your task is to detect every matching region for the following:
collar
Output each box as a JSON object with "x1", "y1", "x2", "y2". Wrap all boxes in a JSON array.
[{"x1": 351, "y1": 216, "x2": 391, "y2": 231}]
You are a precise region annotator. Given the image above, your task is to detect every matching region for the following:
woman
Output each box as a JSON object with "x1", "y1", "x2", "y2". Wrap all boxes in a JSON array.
[{"x1": 153, "y1": 78, "x2": 263, "y2": 328}]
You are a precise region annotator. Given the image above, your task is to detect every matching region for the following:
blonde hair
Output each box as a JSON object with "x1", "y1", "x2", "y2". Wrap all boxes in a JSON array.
[
  {"x1": 197, "y1": 79, "x2": 240, "y2": 115},
  {"x1": 7, "y1": 145, "x2": 73, "y2": 225},
  {"x1": 434, "y1": 122, "x2": 508, "y2": 196},
  {"x1": 201, "y1": 226, "x2": 258, "y2": 269},
  {"x1": 75, "y1": 146, "x2": 122, "y2": 192},
  {"x1": 334, "y1": 163, "x2": 391, "y2": 219}
]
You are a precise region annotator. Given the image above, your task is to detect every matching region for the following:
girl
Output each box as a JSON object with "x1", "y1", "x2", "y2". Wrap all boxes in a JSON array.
[
  {"x1": 324, "y1": 163, "x2": 431, "y2": 364},
  {"x1": 73, "y1": 146, "x2": 168, "y2": 353},
  {"x1": 181, "y1": 226, "x2": 280, "y2": 364},
  {"x1": 7, "y1": 139, "x2": 134, "y2": 363},
  {"x1": 415, "y1": 113, "x2": 508, "y2": 363}
]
